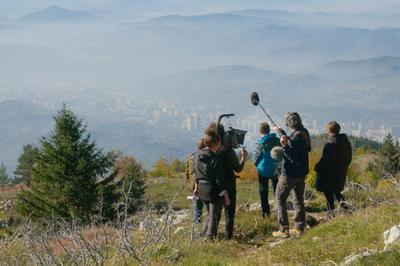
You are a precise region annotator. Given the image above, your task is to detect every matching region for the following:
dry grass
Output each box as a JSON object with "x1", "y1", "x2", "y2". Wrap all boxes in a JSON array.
[{"x1": 0, "y1": 184, "x2": 26, "y2": 200}]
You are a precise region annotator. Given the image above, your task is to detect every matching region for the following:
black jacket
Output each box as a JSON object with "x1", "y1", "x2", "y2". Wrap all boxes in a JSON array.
[
  {"x1": 219, "y1": 148, "x2": 244, "y2": 193},
  {"x1": 195, "y1": 149, "x2": 226, "y2": 201},
  {"x1": 315, "y1": 134, "x2": 352, "y2": 192},
  {"x1": 281, "y1": 127, "x2": 311, "y2": 178}
]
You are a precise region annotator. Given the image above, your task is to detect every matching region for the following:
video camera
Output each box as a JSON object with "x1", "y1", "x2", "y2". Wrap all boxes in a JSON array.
[{"x1": 217, "y1": 114, "x2": 247, "y2": 149}]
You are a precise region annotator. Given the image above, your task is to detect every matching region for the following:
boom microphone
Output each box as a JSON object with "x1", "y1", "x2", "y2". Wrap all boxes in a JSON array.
[
  {"x1": 251, "y1": 92, "x2": 260, "y2": 106},
  {"x1": 250, "y1": 92, "x2": 286, "y2": 136}
]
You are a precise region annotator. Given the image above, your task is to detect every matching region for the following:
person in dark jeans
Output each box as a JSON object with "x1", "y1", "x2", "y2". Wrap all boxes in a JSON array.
[
  {"x1": 315, "y1": 121, "x2": 352, "y2": 215},
  {"x1": 206, "y1": 122, "x2": 248, "y2": 240},
  {"x1": 253, "y1": 122, "x2": 281, "y2": 217},
  {"x1": 194, "y1": 129, "x2": 230, "y2": 240},
  {"x1": 272, "y1": 112, "x2": 311, "y2": 238},
  {"x1": 220, "y1": 146, "x2": 247, "y2": 239},
  {"x1": 185, "y1": 138, "x2": 206, "y2": 224}
]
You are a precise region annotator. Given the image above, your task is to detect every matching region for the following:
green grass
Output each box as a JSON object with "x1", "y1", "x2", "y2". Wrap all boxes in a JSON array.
[
  {"x1": 137, "y1": 202, "x2": 400, "y2": 265},
  {"x1": 145, "y1": 177, "x2": 261, "y2": 211},
  {"x1": 236, "y1": 205, "x2": 400, "y2": 266},
  {"x1": 356, "y1": 247, "x2": 400, "y2": 266}
]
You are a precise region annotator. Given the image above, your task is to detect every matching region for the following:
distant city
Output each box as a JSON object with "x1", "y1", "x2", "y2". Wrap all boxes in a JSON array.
[{"x1": 135, "y1": 99, "x2": 400, "y2": 145}]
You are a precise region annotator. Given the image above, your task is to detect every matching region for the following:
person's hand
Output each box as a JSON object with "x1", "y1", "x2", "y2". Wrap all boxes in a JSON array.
[
  {"x1": 224, "y1": 194, "x2": 231, "y2": 206},
  {"x1": 273, "y1": 126, "x2": 282, "y2": 133},
  {"x1": 280, "y1": 136, "x2": 289, "y2": 147},
  {"x1": 240, "y1": 148, "x2": 248, "y2": 162}
]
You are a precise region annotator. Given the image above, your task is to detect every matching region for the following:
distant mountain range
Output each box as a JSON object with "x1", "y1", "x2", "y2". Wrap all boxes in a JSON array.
[
  {"x1": 19, "y1": 6, "x2": 97, "y2": 23},
  {"x1": 317, "y1": 56, "x2": 400, "y2": 81},
  {"x1": 147, "y1": 13, "x2": 279, "y2": 29},
  {"x1": 230, "y1": 9, "x2": 400, "y2": 28}
]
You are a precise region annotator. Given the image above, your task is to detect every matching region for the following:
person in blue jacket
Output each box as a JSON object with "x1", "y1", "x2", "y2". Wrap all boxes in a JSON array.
[{"x1": 253, "y1": 122, "x2": 281, "y2": 217}]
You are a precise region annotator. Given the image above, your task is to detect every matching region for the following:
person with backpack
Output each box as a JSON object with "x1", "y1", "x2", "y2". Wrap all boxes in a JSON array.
[
  {"x1": 253, "y1": 122, "x2": 281, "y2": 217},
  {"x1": 185, "y1": 138, "x2": 206, "y2": 224},
  {"x1": 315, "y1": 121, "x2": 352, "y2": 215},
  {"x1": 272, "y1": 112, "x2": 311, "y2": 238}
]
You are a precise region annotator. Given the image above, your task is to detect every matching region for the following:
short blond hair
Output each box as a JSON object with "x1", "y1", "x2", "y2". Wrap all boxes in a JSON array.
[{"x1": 325, "y1": 121, "x2": 341, "y2": 135}]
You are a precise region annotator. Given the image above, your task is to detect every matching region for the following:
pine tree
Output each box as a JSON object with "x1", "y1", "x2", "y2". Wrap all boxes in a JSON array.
[
  {"x1": 381, "y1": 133, "x2": 399, "y2": 175},
  {"x1": 16, "y1": 105, "x2": 112, "y2": 222},
  {"x1": 0, "y1": 163, "x2": 8, "y2": 192},
  {"x1": 13, "y1": 144, "x2": 39, "y2": 186}
]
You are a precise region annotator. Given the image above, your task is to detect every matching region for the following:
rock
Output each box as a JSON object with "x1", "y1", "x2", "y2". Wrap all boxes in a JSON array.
[
  {"x1": 174, "y1": 227, "x2": 185, "y2": 234},
  {"x1": 139, "y1": 217, "x2": 158, "y2": 231},
  {"x1": 312, "y1": 236, "x2": 321, "y2": 242},
  {"x1": 170, "y1": 210, "x2": 190, "y2": 225},
  {"x1": 249, "y1": 203, "x2": 261, "y2": 211},
  {"x1": 384, "y1": 225, "x2": 400, "y2": 249},
  {"x1": 160, "y1": 210, "x2": 190, "y2": 225},
  {"x1": 239, "y1": 203, "x2": 250, "y2": 211},
  {"x1": 269, "y1": 239, "x2": 287, "y2": 248},
  {"x1": 342, "y1": 251, "x2": 374, "y2": 265}
]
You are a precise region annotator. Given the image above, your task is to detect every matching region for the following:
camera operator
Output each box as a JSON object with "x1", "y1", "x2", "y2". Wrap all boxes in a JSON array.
[
  {"x1": 272, "y1": 112, "x2": 311, "y2": 238},
  {"x1": 207, "y1": 122, "x2": 248, "y2": 240},
  {"x1": 194, "y1": 130, "x2": 231, "y2": 240}
]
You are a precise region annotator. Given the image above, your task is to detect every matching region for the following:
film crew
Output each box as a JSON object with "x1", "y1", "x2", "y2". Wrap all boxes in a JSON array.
[
  {"x1": 185, "y1": 138, "x2": 206, "y2": 224},
  {"x1": 315, "y1": 121, "x2": 352, "y2": 216},
  {"x1": 193, "y1": 130, "x2": 230, "y2": 240},
  {"x1": 253, "y1": 122, "x2": 281, "y2": 218},
  {"x1": 272, "y1": 112, "x2": 311, "y2": 238},
  {"x1": 206, "y1": 122, "x2": 248, "y2": 240}
]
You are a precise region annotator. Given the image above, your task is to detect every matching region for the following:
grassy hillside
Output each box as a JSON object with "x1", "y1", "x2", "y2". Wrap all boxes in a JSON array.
[{"x1": 1, "y1": 173, "x2": 399, "y2": 265}]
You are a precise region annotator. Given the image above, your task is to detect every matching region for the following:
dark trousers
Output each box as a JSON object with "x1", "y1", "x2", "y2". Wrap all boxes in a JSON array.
[
  {"x1": 275, "y1": 176, "x2": 306, "y2": 231},
  {"x1": 224, "y1": 191, "x2": 236, "y2": 239},
  {"x1": 202, "y1": 198, "x2": 223, "y2": 239},
  {"x1": 193, "y1": 198, "x2": 204, "y2": 224},
  {"x1": 323, "y1": 191, "x2": 347, "y2": 211},
  {"x1": 258, "y1": 175, "x2": 278, "y2": 216}
]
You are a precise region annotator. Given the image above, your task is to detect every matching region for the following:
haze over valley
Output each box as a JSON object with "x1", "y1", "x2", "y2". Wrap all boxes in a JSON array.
[{"x1": 1, "y1": 0, "x2": 400, "y2": 172}]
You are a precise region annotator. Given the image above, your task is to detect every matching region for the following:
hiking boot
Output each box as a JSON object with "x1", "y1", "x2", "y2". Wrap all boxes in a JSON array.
[
  {"x1": 272, "y1": 229, "x2": 290, "y2": 238},
  {"x1": 289, "y1": 228, "x2": 304, "y2": 237}
]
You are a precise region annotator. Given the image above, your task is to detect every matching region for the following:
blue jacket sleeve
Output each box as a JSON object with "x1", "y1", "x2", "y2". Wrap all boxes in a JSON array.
[{"x1": 253, "y1": 142, "x2": 264, "y2": 167}]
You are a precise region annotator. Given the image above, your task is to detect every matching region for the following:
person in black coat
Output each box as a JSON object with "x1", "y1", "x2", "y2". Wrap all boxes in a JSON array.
[
  {"x1": 315, "y1": 121, "x2": 352, "y2": 213},
  {"x1": 194, "y1": 130, "x2": 231, "y2": 240}
]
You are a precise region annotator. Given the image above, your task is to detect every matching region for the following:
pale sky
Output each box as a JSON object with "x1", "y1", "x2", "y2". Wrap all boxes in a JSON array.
[{"x1": 1, "y1": 0, "x2": 399, "y2": 19}]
